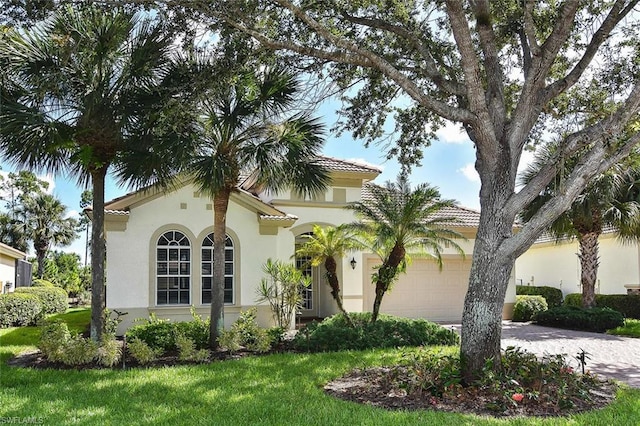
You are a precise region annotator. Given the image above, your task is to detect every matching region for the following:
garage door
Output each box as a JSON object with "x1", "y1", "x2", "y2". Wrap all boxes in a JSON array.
[{"x1": 364, "y1": 257, "x2": 471, "y2": 323}]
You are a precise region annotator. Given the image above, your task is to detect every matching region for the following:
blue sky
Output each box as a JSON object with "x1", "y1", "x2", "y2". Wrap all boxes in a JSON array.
[{"x1": 1, "y1": 98, "x2": 488, "y2": 262}]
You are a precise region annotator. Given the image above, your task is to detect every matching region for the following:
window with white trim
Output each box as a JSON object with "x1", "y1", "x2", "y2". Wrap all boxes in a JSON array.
[
  {"x1": 156, "y1": 230, "x2": 191, "y2": 305},
  {"x1": 201, "y1": 233, "x2": 234, "y2": 304}
]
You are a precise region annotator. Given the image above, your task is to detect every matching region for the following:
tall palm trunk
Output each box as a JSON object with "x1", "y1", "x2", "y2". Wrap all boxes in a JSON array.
[
  {"x1": 34, "y1": 239, "x2": 47, "y2": 279},
  {"x1": 90, "y1": 166, "x2": 107, "y2": 341},
  {"x1": 324, "y1": 256, "x2": 353, "y2": 326},
  {"x1": 371, "y1": 243, "x2": 405, "y2": 323},
  {"x1": 578, "y1": 231, "x2": 600, "y2": 308},
  {"x1": 210, "y1": 186, "x2": 232, "y2": 349}
]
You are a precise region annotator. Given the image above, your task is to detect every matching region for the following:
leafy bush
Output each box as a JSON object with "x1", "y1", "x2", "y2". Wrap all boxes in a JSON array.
[
  {"x1": 512, "y1": 295, "x2": 548, "y2": 322},
  {"x1": 256, "y1": 258, "x2": 310, "y2": 329},
  {"x1": 217, "y1": 308, "x2": 273, "y2": 353},
  {"x1": 127, "y1": 337, "x2": 162, "y2": 365},
  {"x1": 175, "y1": 333, "x2": 209, "y2": 362},
  {"x1": 39, "y1": 320, "x2": 71, "y2": 362},
  {"x1": 533, "y1": 306, "x2": 624, "y2": 332},
  {"x1": 59, "y1": 334, "x2": 98, "y2": 365},
  {"x1": 0, "y1": 292, "x2": 44, "y2": 328},
  {"x1": 15, "y1": 286, "x2": 68, "y2": 314},
  {"x1": 126, "y1": 315, "x2": 175, "y2": 351},
  {"x1": 292, "y1": 312, "x2": 460, "y2": 352},
  {"x1": 516, "y1": 285, "x2": 563, "y2": 308},
  {"x1": 32, "y1": 278, "x2": 55, "y2": 287},
  {"x1": 564, "y1": 293, "x2": 640, "y2": 319},
  {"x1": 97, "y1": 335, "x2": 122, "y2": 367},
  {"x1": 126, "y1": 309, "x2": 210, "y2": 351}
]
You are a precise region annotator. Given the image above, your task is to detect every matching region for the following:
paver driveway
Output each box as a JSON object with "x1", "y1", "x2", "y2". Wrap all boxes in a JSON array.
[{"x1": 499, "y1": 322, "x2": 640, "y2": 388}]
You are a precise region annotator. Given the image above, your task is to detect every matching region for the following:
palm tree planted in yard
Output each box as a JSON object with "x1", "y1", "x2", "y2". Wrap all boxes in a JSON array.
[
  {"x1": 0, "y1": 5, "x2": 199, "y2": 340},
  {"x1": 187, "y1": 67, "x2": 330, "y2": 349},
  {"x1": 22, "y1": 193, "x2": 78, "y2": 278},
  {"x1": 347, "y1": 176, "x2": 466, "y2": 323},
  {"x1": 295, "y1": 224, "x2": 361, "y2": 325},
  {"x1": 520, "y1": 144, "x2": 640, "y2": 308}
]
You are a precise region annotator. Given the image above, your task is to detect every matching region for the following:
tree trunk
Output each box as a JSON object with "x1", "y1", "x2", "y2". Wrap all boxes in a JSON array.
[
  {"x1": 324, "y1": 256, "x2": 353, "y2": 326},
  {"x1": 370, "y1": 242, "x2": 405, "y2": 323},
  {"x1": 35, "y1": 241, "x2": 47, "y2": 279},
  {"x1": 578, "y1": 231, "x2": 600, "y2": 309},
  {"x1": 210, "y1": 186, "x2": 232, "y2": 350},
  {"x1": 90, "y1": 167, "x2": 107, "y2": 341}
]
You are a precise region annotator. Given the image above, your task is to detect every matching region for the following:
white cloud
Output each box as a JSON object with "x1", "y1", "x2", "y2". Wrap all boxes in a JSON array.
[
  {"x1": 436, "y1": 122, "x2": 470, "y2": 144},
  {"x1": 517, "y1": 149, "x2": 536, "y2": 174},
  {"x1": 458, "y1": 163, "x2": 480, "y2": 183},
  {"x1": 66, "y1": 209, "x2": 80, "y2": 219}
]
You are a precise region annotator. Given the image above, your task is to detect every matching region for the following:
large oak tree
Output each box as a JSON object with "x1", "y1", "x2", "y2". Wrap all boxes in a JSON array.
[{"x1": 196, "y1": 0, "x2": 640, "y2": 381}]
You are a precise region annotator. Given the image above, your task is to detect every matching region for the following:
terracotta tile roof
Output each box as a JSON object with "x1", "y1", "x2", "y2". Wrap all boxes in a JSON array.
[
  {"x1": 360, "y1": 183, "x2": 480, "y2": 228},
  {"x1": 534, "y1": 225, "x2": 616, "y2": 244},
  {"x1": 315, "y1": 156, "x2": 382, "y2": 174}
]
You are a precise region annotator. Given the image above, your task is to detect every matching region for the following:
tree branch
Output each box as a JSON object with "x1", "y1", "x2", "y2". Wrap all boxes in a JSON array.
[{"x1": 543, "y1": 0, "x2": 640, "y2": 103}]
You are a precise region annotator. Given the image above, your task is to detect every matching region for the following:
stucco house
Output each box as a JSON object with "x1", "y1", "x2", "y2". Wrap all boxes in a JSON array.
[
  {"x1": 103, "y1": 156, "x2": 516, "y2": 334},
  {"x1": 516, "y1": 230, "x2": 640, "y2": 296},
  {"x1": 0, "y1": 242, "x2": 29, "y2": 294}
]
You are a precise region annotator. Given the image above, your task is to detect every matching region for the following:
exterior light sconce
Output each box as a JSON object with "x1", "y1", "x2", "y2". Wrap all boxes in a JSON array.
[{"x1": 350, "y1": 257, "x2": 357, "y2": 270}]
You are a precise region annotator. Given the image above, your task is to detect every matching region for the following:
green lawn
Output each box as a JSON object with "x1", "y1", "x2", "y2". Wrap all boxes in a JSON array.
[
  {"x1": 1, "y1": 309, "x2": 639, "y2": 426},
  {"x1": 608, "y1": 319, "x2": 640, "y2": 338}
]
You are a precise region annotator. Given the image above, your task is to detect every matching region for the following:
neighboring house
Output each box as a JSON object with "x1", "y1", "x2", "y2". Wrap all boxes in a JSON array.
[
  {"x1": 516, "y1": 230, "x2": 640, "y2": 296},
  {"x1": 103, "y1": 156, "x2": 516, "y2": 334},
  {"x1": 0, "y1": 242, "x2": 29, "y2": 294}
]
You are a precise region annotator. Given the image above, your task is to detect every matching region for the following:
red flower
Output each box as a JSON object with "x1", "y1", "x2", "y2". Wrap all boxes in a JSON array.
[{"x1": 512, "y1": 393, "x2": 524, "y2": 402}]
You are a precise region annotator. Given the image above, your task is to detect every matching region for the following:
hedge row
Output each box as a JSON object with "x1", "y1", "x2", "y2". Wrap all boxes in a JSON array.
[
  {"x1": 0, "y1": 286, "x2": 68, "y2": 328},
  {"x1": 564, "y1": 293, "x2": 640, "y2": 319},
  {"x1": 512, "y1": 295, "x2": 547, "y2": 322},
  {"x1": 533, "y1": 306, "x2": 624, "y2": 332},
  {"x1": 516, "y1": 285, "x2": 563, "y2": 308}
]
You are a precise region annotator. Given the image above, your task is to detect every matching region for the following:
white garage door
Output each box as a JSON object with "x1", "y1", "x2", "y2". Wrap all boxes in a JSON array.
[{"x1": 364, "y1": 257, "x2": 471, "y2": 323}]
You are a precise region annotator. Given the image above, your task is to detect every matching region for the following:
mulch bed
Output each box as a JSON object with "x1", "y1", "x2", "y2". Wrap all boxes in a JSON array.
[{"x1": 324, "y1": 366, "x2": 617, "y2": 418}]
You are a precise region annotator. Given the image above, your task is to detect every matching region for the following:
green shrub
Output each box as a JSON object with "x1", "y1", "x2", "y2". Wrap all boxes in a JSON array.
[
  {"x1": 127, "y1": 337, "x2": 162, "y2": 365},
  {"x1": 0, "y1": 292, "x2": 44, "y2": 328},
  {"x1": 126, "y1": 309, "x2": 210, "y2": 351},
  {"x1": 217, "y1": 308, "x2": 273, "y2": 353},
  {"x1": 175, "y1": 333, "x2": 210, "y2": 362},
  {"x1": 97, "y1": 335, "x2": 122, "y2": 367},
  {"x1": 15, "y1": 286, "x2": 68, "y2": 314},
  {"x1": 126, "y1": 316, "x2": 175, "y2": 351},
  {"x1": 292, "y1": 312, "x2": 460, "y2": 352},
  {"x1": 32, "y1": 278, "x2": 55, "y2": 287},
  {"x1": 59, "y1": 334, "x2": 98, "y2": 365},
  {"x1": 512, "y1": 295, "x2": 548, "y2": 322},
  {"x1": 39, "y1": 320, "x2": 71, "y2": 362},
  {"x1": 516, "y1": 285, "x2": 563, "y2": 308},
  {"x1": 564, "y1": 293, "x2": 640, "y2": 319},
  {"x1": 533, "y1": 306, "x2": 624, "y2": 332}
]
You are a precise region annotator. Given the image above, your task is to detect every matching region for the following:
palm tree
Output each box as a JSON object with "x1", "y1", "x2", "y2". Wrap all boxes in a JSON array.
[
  {"x1": 21, "y1": 193, "x2": 78, "y2": 278},
  {"x1": 188, "y1": 67, "x2": 330, "y2": 349},
  {"x1": 295, "y1": 224, "x2": 362, "y2": 325},
  {"x1": 347, "y1": 176, "x2": 466, "y2": 323},
  {"x1": 0, "y1": 6, "x2": 197, "y2": 340},
  {"x1": 520, "y1": 144, "x2": 640, "y2": 308}
]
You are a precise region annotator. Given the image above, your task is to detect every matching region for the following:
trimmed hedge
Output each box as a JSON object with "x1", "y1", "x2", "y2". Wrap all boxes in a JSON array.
[
  {"x1": 32, "y1": 279, "x2": 55, "y2": 288},
  {"x1": 516, "y1": 285, "x2": 563, "y2": 308},
  {"x1": 292, "y1": 312, "x2": 460, "y2": 352},
  {"x1": 0, "y1": 292, "x2": 44, "y2": 328},
  {"x1": 512, "y1": 295, "x2": 547, "y2": 322},
  {"x1": 533, "y1": 305, "x2": 624, "y2": 333},
  {"x1": 15, "y1": 286, "x2": 68, "y2": 314},
  {"x1": 126, "y1": 316, "x2": 210, "y2": 352},
  {"x1": 564, "y1": 293, "x2": 640, "y2": 319}
]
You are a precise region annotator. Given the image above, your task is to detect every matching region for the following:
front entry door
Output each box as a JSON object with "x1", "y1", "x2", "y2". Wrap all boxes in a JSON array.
[{"x1": 296, "y1": 254, "x2": 319, "y2": 318}]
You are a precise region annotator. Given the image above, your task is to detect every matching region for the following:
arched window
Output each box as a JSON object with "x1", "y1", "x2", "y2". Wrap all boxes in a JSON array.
[
  {"x1": 201, "y1": 234, "x2": 234, "y2": 305},
  {"x1": 156, "y1": 230, "x2": 191, "y2": 305}
]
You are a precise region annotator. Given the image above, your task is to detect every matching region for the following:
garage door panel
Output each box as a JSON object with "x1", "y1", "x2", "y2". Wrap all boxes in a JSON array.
[{"x1": 365, "y1": 258, "x2": 471, "y2": 322}]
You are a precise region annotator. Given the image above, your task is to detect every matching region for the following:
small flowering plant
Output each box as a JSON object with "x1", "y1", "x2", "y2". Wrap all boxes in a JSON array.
[{"x1": 511, "y1": 393, "x2": 524, "y2": 403}]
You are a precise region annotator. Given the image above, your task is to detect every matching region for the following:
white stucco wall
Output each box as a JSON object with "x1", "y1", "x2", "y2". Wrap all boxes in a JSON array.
[
  {"x1": 0, "y1": 255, "x2": 15, "y2": 293},
  {"x1": 516, "y1": 234, "x2": 640, "y2": 296}
]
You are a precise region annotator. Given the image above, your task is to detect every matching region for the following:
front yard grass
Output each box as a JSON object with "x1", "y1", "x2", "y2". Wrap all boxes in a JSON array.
[
  {"x1": 608, "y1": 319, "x2": 640, "y2": 338},
  {"x1": 1, "y1": 309, "x2": 639, "y2": 425}
]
